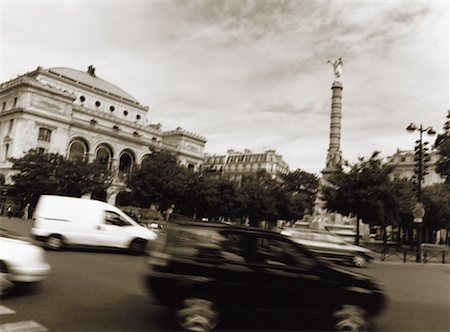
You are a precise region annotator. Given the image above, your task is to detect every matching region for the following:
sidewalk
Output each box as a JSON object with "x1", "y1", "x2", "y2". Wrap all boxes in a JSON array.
[{"x1": 365, "y1": 241, "x2": 450, "y2": 265}]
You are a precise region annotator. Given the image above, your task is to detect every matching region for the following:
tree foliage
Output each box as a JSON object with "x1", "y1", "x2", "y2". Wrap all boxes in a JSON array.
[
  {"x1": 127, "y1": 150, "x2": 190, "y2": 210},
  {"x1": 282, "y1": 169, "x2": 319, "y2": 218},
  {"x1": 12, "y1": 150, "x2": 318, "y2": 225},
  {"x1": 435, "y1": 132, "x2": 450, "y2": 183},
  {"x1": 323, "y1": 152, "x2": 416, "y2": 226},
  {"x1": 422, "y1": 183, "x2": 450, "y2": 230},
  {"x1": 237, "y1": 171, "x2": 280, "y2": 226},
  {"x1": 434, "y1": 110, "x2": 450, "y2": 182},
  {"x1": 127, "y1": 153, "x2": 318, "y2": 224},
  {"x1": 11, "y1": 149, "x2": 112, "y2": 206}
]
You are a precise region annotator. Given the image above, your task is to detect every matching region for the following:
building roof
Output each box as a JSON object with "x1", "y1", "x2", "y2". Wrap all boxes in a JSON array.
[{"x1": 43, "y1": 67, "x2": 138, "y2": 103}]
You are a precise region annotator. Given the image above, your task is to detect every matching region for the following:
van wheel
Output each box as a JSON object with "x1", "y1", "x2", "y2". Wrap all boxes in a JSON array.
[
  {"x1": 352, "y1": 256, "x2": 368, "y2": 268},
  {"x1": 46, "y1": 235, "x2": 63, "y2": 250},
  {"x1": 129, "y1": 238, "x2": 146, "y2": 255},
  {"x1": 175, "y1": 298, "x2": 219, "y2": 332},
  {"x1": 333, "y1": 304, "x2": 369, "y2": 332}
]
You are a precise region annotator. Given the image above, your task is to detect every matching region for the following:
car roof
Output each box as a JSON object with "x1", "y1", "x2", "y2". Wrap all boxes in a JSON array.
[{"x1": 167, "y1": 219, "x2": 282, "y2": 237}]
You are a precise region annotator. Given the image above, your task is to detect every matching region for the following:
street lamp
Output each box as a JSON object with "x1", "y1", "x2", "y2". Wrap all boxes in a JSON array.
[
  {"x1": 406, "y1": 123, "x2": 436, "y2": 202},
  {"x1": 406, "y1": 123, "x2": 436, "y2": 262}
]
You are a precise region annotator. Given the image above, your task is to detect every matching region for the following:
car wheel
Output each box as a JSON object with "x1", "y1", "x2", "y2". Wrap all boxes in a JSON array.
[
  {"x1": 333, "y1": 304, "x2": 369, "y2": 332},
  {"x1": 353, "y1": 256, "x2": 368, "y2": 268},
  {"x1": 129, "y1": 238, "x2": 147, "y2": 255},
  {"x1": 46, "y1": 234, "x2": 63, "y2": 250},
  {"x1": 0, "y1": 261, "x2": 13, "y2": 295},
  {"x1": 175, "y1": 298, "x2": 219, "y2": 332}
]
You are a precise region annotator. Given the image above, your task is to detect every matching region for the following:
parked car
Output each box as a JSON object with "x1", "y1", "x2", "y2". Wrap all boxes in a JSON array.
[
  {"x1": 32, "y1": 195, "x2": 157, "y2": 254},
  {"x1": 143, "y1": 220, "x2": 385, "y2": 331},
  {"x1": 0, "y1": 228, "x2": 51, "y2": 294},
  {"x1": 280, "y1": 228, "x2": 374, "y2": 268}
]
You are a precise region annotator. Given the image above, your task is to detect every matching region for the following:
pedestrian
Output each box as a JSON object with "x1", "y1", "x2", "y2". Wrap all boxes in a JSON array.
[
  {"x1": 165, "y1": 204, "x2": 174, "y2": 222},
  {"x1": 23, "y1": 203, "x2": 30, "y2": 220},
  {"x1": 6, "y1": 206, "x2": 12, "y2": 218}
]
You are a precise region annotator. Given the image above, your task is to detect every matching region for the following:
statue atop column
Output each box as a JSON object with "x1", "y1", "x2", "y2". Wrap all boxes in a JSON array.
[{"x1": 327, "y1": 58, "x2": 343, "y2": 81}]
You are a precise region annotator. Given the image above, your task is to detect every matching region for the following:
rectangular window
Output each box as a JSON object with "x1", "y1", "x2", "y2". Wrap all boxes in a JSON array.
[
  {"x1": 38, "y1": 128, "x2": 52, "y2": 142},
  {"x1": 13, "y1": 97, "x2": 17, "y2": 107},
  {"x1": 5, "y1": 143, "x2": 9, "y2": 160},
  {"x1": 8, "y1": 119, "x2": 14, "y2": 132},
  {"x1": 2, "y1": 102, "x2": 5, "y2": 110}
]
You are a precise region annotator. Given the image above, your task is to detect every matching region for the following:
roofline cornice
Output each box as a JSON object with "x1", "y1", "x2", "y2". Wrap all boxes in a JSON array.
[
  {"x1": 0, "y1": 75, "x2": 76, "y2": 101},
  {"x1": 162, "y1": 127, "x2": 207, "y2": 143}
]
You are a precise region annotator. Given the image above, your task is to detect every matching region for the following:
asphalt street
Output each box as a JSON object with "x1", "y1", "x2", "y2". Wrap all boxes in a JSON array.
[{"x1": 1, "y1": 217, "x2": 449, "y2": 331}]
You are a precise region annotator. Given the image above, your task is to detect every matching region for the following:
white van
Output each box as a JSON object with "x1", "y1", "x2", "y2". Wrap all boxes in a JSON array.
[{"x1": 32, "y1": 195, "x2": 157, "y2": 254}]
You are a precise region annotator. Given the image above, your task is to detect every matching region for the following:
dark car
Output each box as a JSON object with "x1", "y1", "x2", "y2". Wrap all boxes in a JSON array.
[
  {"x1": 280, "y1": 228, "x2": 375, "y2": 268},
  {"x1": 144, "y1": 220, "x2": 385, "y2": 332}
]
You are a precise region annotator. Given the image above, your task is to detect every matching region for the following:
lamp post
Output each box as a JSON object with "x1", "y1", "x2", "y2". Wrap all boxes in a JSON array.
[
  {"x1": 406, "y1": 123, "x2": 436, "y2": 201},
  {"x1": 406, "y1": 123, "x2": 436, "y2": 261}
]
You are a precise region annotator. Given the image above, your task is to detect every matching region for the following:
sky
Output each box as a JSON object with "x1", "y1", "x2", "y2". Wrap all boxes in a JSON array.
[{"x1": 1, "y1": 0, "x2": 448, "y2": 174}]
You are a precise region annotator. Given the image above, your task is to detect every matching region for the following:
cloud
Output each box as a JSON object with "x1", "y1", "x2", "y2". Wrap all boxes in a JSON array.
[{"x1": 1, "y1": 0, "x2": 448, "y2": 175}]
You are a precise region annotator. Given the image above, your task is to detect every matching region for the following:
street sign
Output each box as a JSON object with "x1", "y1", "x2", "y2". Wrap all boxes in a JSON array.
[{"x1": 412, "y1": 203, "x2": 425, "y2": 219}]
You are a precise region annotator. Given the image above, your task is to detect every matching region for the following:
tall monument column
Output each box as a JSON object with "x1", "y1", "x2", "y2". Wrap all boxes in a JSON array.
[
  {"x1": 323, "y1": 79, "x2": 343, "y2": 177},
  {"x1": 313, "y1": 58, "x2": 344, "y2": 218}
]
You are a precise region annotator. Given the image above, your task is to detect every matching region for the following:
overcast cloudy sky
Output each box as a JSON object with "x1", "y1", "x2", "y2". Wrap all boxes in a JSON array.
[{"x1": 1, "y1": 0, "x2": 448, "y2": 174}]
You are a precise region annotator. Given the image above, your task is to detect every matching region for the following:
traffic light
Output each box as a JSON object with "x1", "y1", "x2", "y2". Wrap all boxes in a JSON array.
[
  {"x1": 413, "y1": 140, "x2": 423, "y2": 182},
  {"x1": 413, "y1": 139, "x2": 432, "y2": 186},
  {"x1": 422, "y1": 142, "x2": 431, "y2": 176}
]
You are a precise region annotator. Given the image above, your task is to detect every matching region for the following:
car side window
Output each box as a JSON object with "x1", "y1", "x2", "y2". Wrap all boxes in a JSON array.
[
  {"x1": 105, "y1": 211, "x2": 131, "y2": 226},
  {"x1": 219, "y1": 232, "x2": 255, "y2": 263},
  {"x1": 255, "y1": 237, "x2": 316, "y2": 269}
]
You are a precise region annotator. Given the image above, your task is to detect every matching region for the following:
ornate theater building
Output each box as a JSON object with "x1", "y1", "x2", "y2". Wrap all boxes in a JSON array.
[{"x1": 0, "y1": 66, "x2": 206, "y2": 207}]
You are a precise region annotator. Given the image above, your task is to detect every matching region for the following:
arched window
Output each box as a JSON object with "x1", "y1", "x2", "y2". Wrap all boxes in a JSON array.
[
  {"x1": 68, "y1": 139, "x2": 88, "y2": 162},
  {"x1": 119, "y1": 150, "x2": 135, "y2": 178},
  {"x1": 95, "y1": 145, "x2": 113, "y2": 169}
]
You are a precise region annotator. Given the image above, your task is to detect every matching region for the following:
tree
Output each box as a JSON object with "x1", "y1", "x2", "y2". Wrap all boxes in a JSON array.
[
  {"x1": 322, "y1": 152, "x2": 416, "y2": 227},
  {"x1": 422, "y1": 183, "x2": 450, "y2": 231},
  {"x1": 127, "y1": 150, "x2": 190, "y2": 210},
  {"x1": 237, "y1": 171, "x2": 280, "y2": 227},
  {"x1": 434, "y1": 110, "x2": 450, "y2": 182},
  {"x1": 11, "y1": 149, "x2": 112, "y2": 207},
  {"x1": 282, "y1": 169, "x2": 319, "y2": 219}
]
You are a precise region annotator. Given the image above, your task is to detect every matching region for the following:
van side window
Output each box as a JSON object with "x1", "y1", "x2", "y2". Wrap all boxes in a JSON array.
[{"x1": 105, "y1": 211, "x2": 132, "y2": 226}]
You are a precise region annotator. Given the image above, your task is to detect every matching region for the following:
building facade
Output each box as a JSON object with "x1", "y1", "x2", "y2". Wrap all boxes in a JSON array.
[
  {"x1": 203, "y1": 149, "x2": 289, "y2": 182},
  {"x1": 385, "y1": 149, "x2": 444, "y2": 186},
  {"x1": 0, "y1": 66, "x2": 206, "y2": 205}
]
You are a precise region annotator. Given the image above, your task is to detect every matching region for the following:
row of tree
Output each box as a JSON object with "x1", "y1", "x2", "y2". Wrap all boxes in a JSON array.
[{"x1": 8, "y1": 113, "x2": 450, "y2": 231}]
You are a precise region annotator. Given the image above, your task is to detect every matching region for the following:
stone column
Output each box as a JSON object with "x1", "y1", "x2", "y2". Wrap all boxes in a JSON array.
[
  {"x1": 314, "y1": 80, "x2": 344, "y2": 213},
  {"x1": 323, "y1": 80, "x2": 343, "y2": 178}
]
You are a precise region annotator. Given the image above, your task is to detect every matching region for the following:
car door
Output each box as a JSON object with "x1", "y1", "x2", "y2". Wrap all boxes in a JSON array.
[
  {"x1": 254, "y1": 235, "x2": 337, "y2": 315},
  {"x1": 95, "y1": 210, "x2": 131, "y2": 248},
  {"x1": 213, "y1": 231, "x2": 265, "y2": 311}
]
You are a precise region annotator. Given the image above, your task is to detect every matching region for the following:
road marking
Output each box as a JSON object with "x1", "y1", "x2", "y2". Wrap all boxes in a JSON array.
[
  {"x1": 0, "y1": 320, "x2": 48, "y2": 332},
  {"x1": 0, "y1": 306, "x2": 15, "y2": 315}
]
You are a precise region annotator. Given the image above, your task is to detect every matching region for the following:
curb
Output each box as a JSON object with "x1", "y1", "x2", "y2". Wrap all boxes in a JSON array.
[{"x1": 372, "y1": 260, "x2": 450, "y2": 266}]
